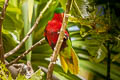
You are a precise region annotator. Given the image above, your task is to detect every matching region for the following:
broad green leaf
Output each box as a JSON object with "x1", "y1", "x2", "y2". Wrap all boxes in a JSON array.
[
  {"x1": 22, "y1": 0, "x2": 33, "y2": 61},
  {"x1": 28, "y1": 0, "x2": 34, "y2": 22},
  {"x1": 2, "y1": 29, "x2": 18, "y2": 52},
  {"x1": 7, "y1": 7, "x2": 21, "y2": 14},
  {"x1": 79, "y1": 60, "x2": 120, "y2": 80},
  {"x1": 29, "y1": 69, "x2": 44, "y2": 80},
  {"x1": 16, "y1": 74, "x2": 27, "y2": 80},
  {"x1": 3, "y1": 13, "x2": 23, "y2": 32},
  {"x1": 9, "y1": 0, "x2": 18, "y2": 7}
]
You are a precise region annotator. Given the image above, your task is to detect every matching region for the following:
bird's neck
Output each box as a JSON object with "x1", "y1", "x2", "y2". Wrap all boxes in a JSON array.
[{"x1": 52, "y1": 13, "x2": 63, "y2": 22}]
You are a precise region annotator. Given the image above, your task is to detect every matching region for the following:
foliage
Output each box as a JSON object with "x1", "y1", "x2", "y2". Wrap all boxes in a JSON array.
[
  {"x1": 16, "y1": 69, "x2": 44, "y2": 80},
  {"x1": 0, "y1": 61, "x2": 12, "y2": 80},
  {"x1": 0, "y1": 0, "x2": 120, "y2": 80},
  {"x1": 0, "y1": 61, "x2": 44, "y2": 80}
]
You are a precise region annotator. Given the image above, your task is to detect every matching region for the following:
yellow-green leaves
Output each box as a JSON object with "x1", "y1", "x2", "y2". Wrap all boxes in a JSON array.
[
  {"x1": 0, "y1": 61, "x2": 12, "y2": 80},
  {"x1": 16, "y1": 69, "x2": 44, "y2": 80},
  {"x1": 28, "y1": 0, "x2": 34, "y2": 22},
  {"x1": 22, "y1": 0, "x2": 34, "y2": 61}
]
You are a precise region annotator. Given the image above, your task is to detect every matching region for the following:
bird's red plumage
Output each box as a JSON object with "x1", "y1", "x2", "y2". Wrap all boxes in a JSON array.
[
  {"x1": 44, "y1": 13, "x2": 69, "y2": 49},
  {"x1": 44, "y1": 11, "x2": 79, "y2": 74}
]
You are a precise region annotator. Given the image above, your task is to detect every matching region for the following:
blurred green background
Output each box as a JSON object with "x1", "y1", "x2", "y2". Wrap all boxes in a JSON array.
[{"x1": 0, "y1": 0, "x2": 120, "y2": 80}]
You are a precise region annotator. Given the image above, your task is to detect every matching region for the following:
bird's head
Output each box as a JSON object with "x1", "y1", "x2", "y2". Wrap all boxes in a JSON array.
[{"x1": 52, "y1": 7, "x2": 64, "y2": 22}]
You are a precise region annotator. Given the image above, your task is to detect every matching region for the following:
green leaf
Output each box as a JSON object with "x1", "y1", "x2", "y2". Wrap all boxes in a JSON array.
[
  {"x1": 112, "y1": 53, "x2": 120, "y2": 62},
  {"x1": 58, "y1": 0, "x2": 67, "y2": 10},
  {"x1": 2, "y1": 29, "x2": 18, "y2": 52},
  {"x1": 29, "y1": 69, "x2": 44, "y2": 80},
  {"x1": 72, "y1": 0, "x2": 90, "y2": 18},
  {"x1": 16, "y1": 74, "x2": 27, "y2": 80},
  {"x1": 80, "y1": 60, "x2": 120, "y2": 80},
  {"x1": 22, "y1": 0, "x2": 34, "y2": 61},
  {"x1": 28, "y1": 0, "x2": 34, "y2": 23},
  {"x1": 0, "y1": 61, "x2": 13, "y2": 80}
]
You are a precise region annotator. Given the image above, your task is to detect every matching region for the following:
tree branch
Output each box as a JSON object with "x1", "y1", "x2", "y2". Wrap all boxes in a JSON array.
[
  {"x1": 6, "y1": 38, "x2": 45, "y2": 67},
  {"x1": 47, "y1": 0, "x2": 72, "y2": 80},
  {"x1": 4, "y1": 0, "x2": 53, "y2": 58},
  {"x1": 0, "y1": 0, "x2": 9, "y2": 63},
  {"x1": 5, "y1": 60, "x2": 19, "y2": 79}
]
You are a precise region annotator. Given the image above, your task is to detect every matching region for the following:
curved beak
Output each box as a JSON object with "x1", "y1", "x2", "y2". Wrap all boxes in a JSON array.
[{"x1": 61, "y1": 13, "x2": 64, "y2": 19}]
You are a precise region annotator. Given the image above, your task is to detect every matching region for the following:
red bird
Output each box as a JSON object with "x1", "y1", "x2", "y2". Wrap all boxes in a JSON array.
[{"x1": 44, "y1": 8, "x2": 79, "y2": 74}]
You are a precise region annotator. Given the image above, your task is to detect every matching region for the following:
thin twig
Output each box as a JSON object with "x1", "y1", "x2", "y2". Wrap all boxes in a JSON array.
[
  {"x1": 0, "y1": 0, "x2": 9, "y2": 63},
  {"x1": 47, "y1": 0, "x2": 72, "y2": 80},
  {"x1": 4, "y1": 0, "x2": 53, "y2": 58},
  {"x1": 6, "y1": 38, "x2": 45, "y2": 67}
]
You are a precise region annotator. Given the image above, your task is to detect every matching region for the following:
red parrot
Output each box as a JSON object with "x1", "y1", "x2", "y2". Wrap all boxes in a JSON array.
[{"x1": 44, "y1": 8, "x2": 79, "y2": 74}]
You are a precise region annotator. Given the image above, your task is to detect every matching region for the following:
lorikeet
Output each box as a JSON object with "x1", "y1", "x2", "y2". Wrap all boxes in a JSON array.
[{"x1": 44, "y1": 8, "x2": 79, "y2": 74}]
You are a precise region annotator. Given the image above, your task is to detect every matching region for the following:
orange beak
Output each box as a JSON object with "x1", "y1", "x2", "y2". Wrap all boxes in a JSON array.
[{"x1": 61, "y1": 13, "x2": 64, "y2": 19}]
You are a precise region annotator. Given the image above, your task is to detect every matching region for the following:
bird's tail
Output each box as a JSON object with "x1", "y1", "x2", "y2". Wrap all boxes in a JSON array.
[{"x1": 59, "y1": 48, "x2": 79, "y2": 74}]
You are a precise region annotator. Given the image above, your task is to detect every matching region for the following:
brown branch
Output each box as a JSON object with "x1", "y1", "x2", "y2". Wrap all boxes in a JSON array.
[
  {"x1": 0, "y1": 0, "x2": 9, "y2": 63},
  {"x1": 47, "y1": 0, "x2": 72, "y2": 80},
  {"x1": 6, "y1": 38, "x2": 45, "y2": 67},
  {"x1": 5, "y1": 60, "x2": 19, "y2": 79},
  {"x1": 4, "y1": 0, "x2": 53, "y2": 58}
]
